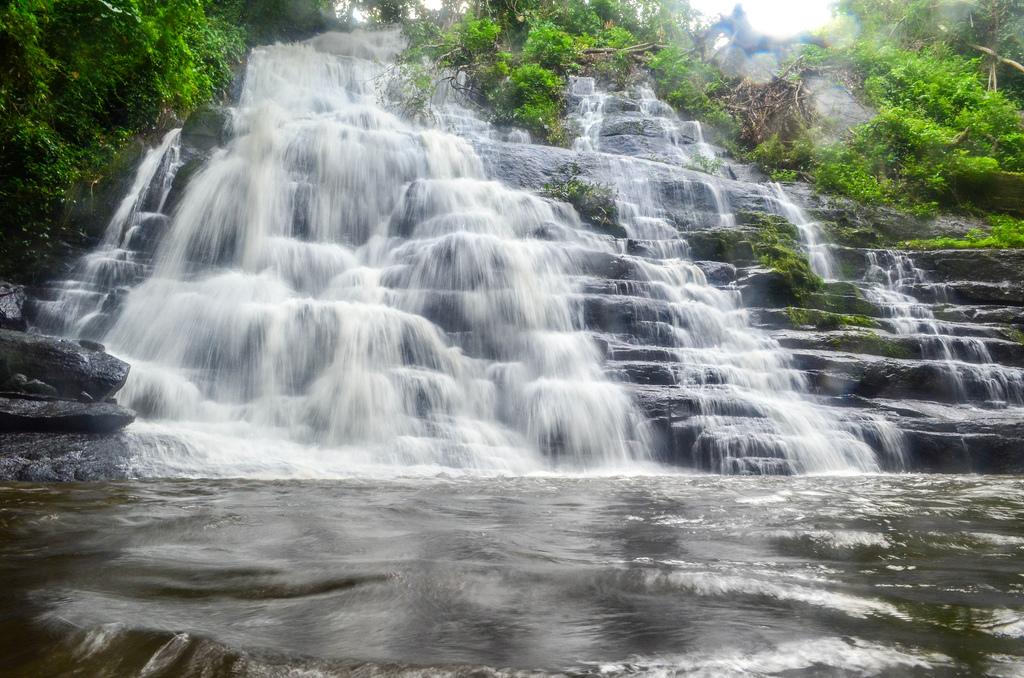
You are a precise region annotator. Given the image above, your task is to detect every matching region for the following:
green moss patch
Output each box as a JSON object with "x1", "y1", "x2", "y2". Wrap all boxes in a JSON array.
[{"x1": 785, "y1": 307, "x2": 879, "y2": 331}]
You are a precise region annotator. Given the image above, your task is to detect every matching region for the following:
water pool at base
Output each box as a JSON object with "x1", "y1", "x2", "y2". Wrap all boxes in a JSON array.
[{"x1": 1, "y1": 474, "x2": 1022, "y2": 676}]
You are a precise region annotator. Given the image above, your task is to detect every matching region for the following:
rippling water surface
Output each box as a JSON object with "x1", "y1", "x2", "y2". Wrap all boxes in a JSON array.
[{"x1": 1, "y1": 475, "x2": 1022, "y2": 676}]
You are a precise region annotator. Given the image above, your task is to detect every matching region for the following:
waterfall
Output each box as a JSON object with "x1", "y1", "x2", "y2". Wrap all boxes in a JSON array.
[
  {"x1": 562, "y1": 77, "x2": 896, "y2": 474},
  {"x1": 39, "y1": 31, "x2": 905, "y2": 476},
  {"x1": 764, "y1": 183, "x2": 837, "y2": 280},
  {"x1": 46, "y1": 30, "x2": 654, "y2": 476},
  {"x1": 863, "y1": 250, "x2": 1024, "y2": 405},
  {"x1": 767, "y1": 182, "x2": 1024, "y2": 408},
  {"x1": 33, "y1": 128, "x2": 184, "y2": 339}
]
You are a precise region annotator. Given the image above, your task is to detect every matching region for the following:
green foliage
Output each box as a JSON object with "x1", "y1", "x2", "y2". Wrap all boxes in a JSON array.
[
  {"x1": 388, "y1": 61, "x2": 436, "y2": 122},
  {"x1": 214, "y1": 0, "x2": 329, "y2": 44},
  {"x1": 839, "y1": 0, "x2": 1024, "y2": 102},
  {"x1": 770, "y1": 169, "x2": 798, "y2": 182},
  {"x1": 804, "y1": 37, "x2": 1024, "y2": 215},
  {"x1": 813, "y1": 143, "x2": 890, "y2": 205},
  {"x1": 647, "y1": 47, "x2": 734, "y2": 132},
  {"x1": 523, "y1": 22, "x2": 580, "y2": 71},
  {"x1": 0, "y1": 0, "x2": 329, "y2": 280},
  {"x1": 542, "y1": 164, "x2": 624, "y2": 237},
  {"x1": 596, "y1": 26, "x2": 636, "y2": 49},
  {"x1": 408, "y1": 0, "x2": 697, "y2": 143},
  {"x1": 686, "y1": 153, "x2": 723, "y2": 175},
  {"x1": 905, "y1": 215, "x2": 1024, "y2": 249},
  {"x1": 730, "y1": 3, "x2": 1024, "y2": 222},
  {"x1": 495, "y1": 64, "x2": 565, "y2": 142},
  {"x1": 739, "y1": 212, "x2": 824, "y2": 302},
  {"x1": 750, "y1": 133, "x2": 814, "y2": 178},
  {"x1": 785, "y1": 307, "x2": 879, "y2": 331}
]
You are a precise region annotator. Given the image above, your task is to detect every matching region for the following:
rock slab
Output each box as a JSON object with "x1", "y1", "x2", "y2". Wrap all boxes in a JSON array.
[
  {"x1": 0, "y1": 329, "x2": 130, "y2": 401},
  {"x1": 0, "y1": 396, "x2": 135, "y2": 434}
]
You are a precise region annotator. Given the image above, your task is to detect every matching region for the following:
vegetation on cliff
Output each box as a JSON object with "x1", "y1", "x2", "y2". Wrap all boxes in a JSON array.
[
  {"x1": 748, "y1": 0, "x2": 1024, "y2": 219},
  {"x1": 398, "y1": 0, "x2": 698, "y2": 142},
  {"x1": 4, "y1": 0, "x2": 1024, "y2": 283},
  {"x1": 394, "y1": 0, "x2": 1022, "y2": 226},
  {"x1": 0, "y1": 0, "x2": 331, "y2": 281}
]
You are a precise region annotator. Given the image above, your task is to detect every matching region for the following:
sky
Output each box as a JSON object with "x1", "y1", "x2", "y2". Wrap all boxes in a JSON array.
[{"x1": 689, "y1": 0, "x2": 836, "y2": 37}]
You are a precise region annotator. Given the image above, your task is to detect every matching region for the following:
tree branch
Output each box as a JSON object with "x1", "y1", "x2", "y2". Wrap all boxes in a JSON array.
[
  {"x1": 970, "y1": 44, "x2": 1024, "y2": 75},
  {"x1": 582, "y1": 42, "x2": 667, "y2": 56}
]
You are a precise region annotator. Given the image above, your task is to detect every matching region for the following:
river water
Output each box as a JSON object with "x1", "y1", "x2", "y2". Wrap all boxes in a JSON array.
[{"x1": 2, "y1": 475, "x2": 1023, "y2": 676}]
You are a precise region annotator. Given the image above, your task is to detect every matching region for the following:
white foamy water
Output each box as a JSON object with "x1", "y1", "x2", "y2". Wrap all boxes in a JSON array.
[{"x1": 38, "y1": 31, "x2": 905, "y2": 477}]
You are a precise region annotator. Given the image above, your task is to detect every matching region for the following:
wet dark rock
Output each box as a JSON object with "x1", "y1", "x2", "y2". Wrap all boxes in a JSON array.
[
  {"x1": 902, "y1": 417, "x2": 1024, "y2": 473},
  {"x1": 738, "y1": 268, "x2": 800, "y2": 308},
  {"x1": 927, "y1": 281, "x2": 1024, "y2": 306},
  {"x1": 475, "y1": 139, "x2": 777, "y2": 230},
  {"x1": 774, "y1": 330, "x2": 915, "y2": 360},
  {"x1": 601, "y1": 96, "x2": 641, "y2": 113},
  {"x1": 695, "y1": 261, "x2": 737, "y2": 285},
  {"x1": 62, "y1": 140, "x2": 150, "y2": 247},
  {"x1": 684, "y1": 229, "x2": 756, "y2": 264},
  {"x1": 22, "y1": 379, "x2": 59, "y2": 398},
  {"x1": 0, "y1": 329, "x2": 130, "y2": 401},
  {"x1": 801, "y1": 285, "x2": 880, "y2": 317},
  {"x1": 854, "y1": 359, "x2": 992, "y2": 403},
  {"x1": 180, "y1": 105, "x2": 230, "y2": 155},
  {"x1": 910, "y1": 249, "x2": 1024, "y2": 286},
  {"x1": 795, "y1": 350, "x2": 1016, "y2": 404},
  {"x1": 933, "y1": 304, "x2": 1024, "y2": 326},
  {"x1": 0, "y1": 396, "x2": 135, "y2": 434},
  {"x1": 125, "y1": 213, "x2": 172, "y2": 255},
  {"x1": 0, "y1": 432, "x2": 133, "y2": 481},
  {"x1": 0, "y1": 373, "x2": 29, "y2": 392},
  {"x1": 0, "y1": 282, "x2": 27, "y2": 331}
]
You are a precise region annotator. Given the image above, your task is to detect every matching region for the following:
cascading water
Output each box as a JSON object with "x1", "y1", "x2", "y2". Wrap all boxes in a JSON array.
[
  {"x1": 765, "y1": 182, "x2": 836, "y2": 279},
  {"x1": 767, "y1": 184, "x2": 1024, "y2": 407},
  {"x1": 40, "y1": 31, "x2": 903, "y2": 476},
  {"x1": 863, "y1": 250, "x2": 1024, "y2": 405},
  {"x1": 34, "y1": 128, "x2": 183, "y2": 339},
  {"x1": 562, "y1": 77, "x2": 898, "y2": 473},
  {"x1": 42, "y1": 30, "x2": 651, "y2": 477}
]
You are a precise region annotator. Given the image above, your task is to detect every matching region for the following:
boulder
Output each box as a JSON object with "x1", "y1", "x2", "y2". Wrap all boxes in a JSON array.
[
  {"x1": 0, "y1": 329, "x2": 130, "y2": 401},
  {"x1": 805, "y1": 75, "x2": 875, "y2": 139},
  {"x1": 0, "y1": 282, "x2": 26, "y2": 331},
  {"x1": 0, "y1": 432, "x2": 133, "y2": 481},
  {"x1": 0, "y1": 396, "x2": 135, "y2": 433}
]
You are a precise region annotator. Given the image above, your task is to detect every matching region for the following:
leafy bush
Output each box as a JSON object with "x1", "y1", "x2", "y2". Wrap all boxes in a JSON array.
[
  {"x1": 750, "y1": 132, "x2": 814, "y2": 177},
  {"x1": 809, "y1": 45, "x2": 1024, "y2": 212},
  {"x1": 595, "y1": 26, "x2": 636, "y2": 49},
  {"x1": 495, "y1": 64, "x2": 565, "y2": 142},
  {"x1": 0, "y1": 0, "x2": 327, "y2": 280},
  {"x1": 437, "y1": 17, "x2": 502, "y2": 71},
  {"x1": 523, "y1": 22, "x2": 580, "y2": 72},
  {"x1": 542, "y1": 164, "x2": 623, "y2": 236},
  {"x1": 813, "y1": 143, "x2": 890, "y2": 205},
  {"x1": 646, "y1": 47, "x2": 734, "y2": 131}
]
